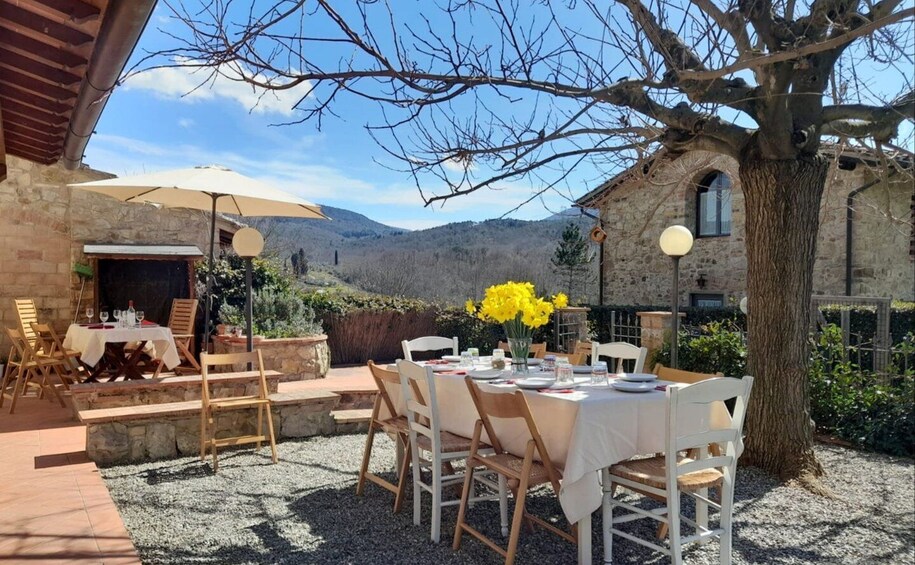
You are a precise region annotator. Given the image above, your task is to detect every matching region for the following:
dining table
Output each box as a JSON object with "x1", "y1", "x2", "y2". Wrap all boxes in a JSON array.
[
  {"x1": 385, "y1": 360, "x2": 730, "y2": 564},
  {"x1": 64, "y1": 323, "x2": 182, "y2": 382}
]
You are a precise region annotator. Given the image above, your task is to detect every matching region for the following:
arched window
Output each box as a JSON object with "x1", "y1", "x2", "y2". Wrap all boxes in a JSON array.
[{"x1": 696, "y1": 171, "x2": 732, "y2": 237}]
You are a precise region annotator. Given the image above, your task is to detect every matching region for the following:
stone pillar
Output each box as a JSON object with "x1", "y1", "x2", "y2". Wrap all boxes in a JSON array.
[{"x1": 636, "y1": 311, "x2": 686, "y2": 366}]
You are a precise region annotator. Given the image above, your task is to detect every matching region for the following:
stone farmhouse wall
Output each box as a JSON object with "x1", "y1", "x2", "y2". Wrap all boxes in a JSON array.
[
  {"x1": 595, "y1": 151, "x2": 914, "y2": 305},
  {"x1": 0, "y1": 154, "x2": 224, "y2": 337}
]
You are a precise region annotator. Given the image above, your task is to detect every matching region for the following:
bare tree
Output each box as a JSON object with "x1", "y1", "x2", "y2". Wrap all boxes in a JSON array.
[{"x1": 143, "y1": 0, "x2": 914, "y2": 485}]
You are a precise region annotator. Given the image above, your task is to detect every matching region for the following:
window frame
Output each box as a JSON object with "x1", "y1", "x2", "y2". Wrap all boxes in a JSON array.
[
  {"x1": 690, "y1": 293, "x2": 726, "y2": 308},
  {"x1": 695, "y1": 171, "x2": 732, "y2": 238}
]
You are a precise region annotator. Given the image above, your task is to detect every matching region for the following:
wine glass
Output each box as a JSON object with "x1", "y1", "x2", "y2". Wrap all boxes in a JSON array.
[
  {"x1": 113, "y1": 309, "x2": 122, "y2": 328},
  {"x1": 136, "y1": 311, "x2": 145, "y2": 326},
  {"x1": 85, "y1": 307, "x2": 94, "y2": 325},
  {"x1": 100, "y1": 311, "x2": 109, "y2": 326}
]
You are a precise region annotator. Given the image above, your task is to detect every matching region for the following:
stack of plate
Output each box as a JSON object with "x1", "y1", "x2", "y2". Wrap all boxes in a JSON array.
[{"x1": 611, "y1": 373, "x2": 658, "y2": 393}]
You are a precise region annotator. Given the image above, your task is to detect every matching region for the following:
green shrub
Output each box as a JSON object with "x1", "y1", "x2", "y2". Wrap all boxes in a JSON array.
[
  {"x1": 587, "y1": 305, "x2": 746, "y2": 343},
  {"x1": 219, "y1": 289, "x2": 323, "y2": 338},
  {"x1": 808, "y1": 325, "x2": 914, "y2": 457},
  {"x1": 653, "y1": 322, "x2": 747, "y2": 377},
  {"x1": 196, "y1": 254, "x2": 291, "y2": 332},
  {"x1": 819, "y1": 300, "x2": 915, "y2": 344}
]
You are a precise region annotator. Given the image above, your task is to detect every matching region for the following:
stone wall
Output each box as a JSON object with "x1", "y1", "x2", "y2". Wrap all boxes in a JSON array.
[
  {"x1": 213, "y1": 335, "x2": 331, "y2": 381},
  {"x1": 595, "y1": 151, "x2": 914, "y2": 305},
  {"x1": 0, "y1": 154, "x2": 236, "y2": 338}
]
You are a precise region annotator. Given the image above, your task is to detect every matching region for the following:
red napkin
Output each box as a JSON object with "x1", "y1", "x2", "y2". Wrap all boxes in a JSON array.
[
  {"x1": 87, "y1": 324, "x2": 114, "y2": 329},
  {"x1": 425, "y1": 359, "x2": 451, "y2": 365},
  {"x1": 441, "y1": 370, "x2": 467, "y2": 376},
  {"x1": 655, "y1": 385, "x2": 668, "y2": 391},
  {"x1": 539, "y1": 388, "x2": 575, "y2": 393},
  {"x1": 141, "y1": 320, "x2": 158, "y2": 326}
]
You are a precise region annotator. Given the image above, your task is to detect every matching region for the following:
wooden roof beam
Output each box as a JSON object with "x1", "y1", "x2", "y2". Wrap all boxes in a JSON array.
[
  {"x1": 29, "y1": 0, "x2": 101, "y2": 25},
  {"x1": 0, "y1": 27, "x2": 87, "y2": 68},
  {"x1": 0, "y1": 97, "x2": 67, "y2": 125},
  {"x1": 0, "y1": 67, "x2": 78, "y2": 101},
  {"x1": 4, "y1": 139, "x2": 58, "y2": 162},
  {"x1": 4, "y1": 126, "x2": 65, "y2": 149},
  {"x1": 0, "y1": 3, "x2": 94, "y2": 46},
  {"x1": 0, "y1": 46, "x2": 82, "y2": 85},
  {"x1": 0, "y1": 83, "x2": 71, "y2": 114},
  {"x1": 3, "y1": 110, "x2": 68, "y2": 136}
]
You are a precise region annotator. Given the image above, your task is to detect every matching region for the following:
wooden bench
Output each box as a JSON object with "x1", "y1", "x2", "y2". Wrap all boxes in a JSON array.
[
  {"x1": 70, "y1": 370, "x2": 285, "y2": 411},
  {"x1": 80, "y1": 389, "x2": 340, "y2": 465}
]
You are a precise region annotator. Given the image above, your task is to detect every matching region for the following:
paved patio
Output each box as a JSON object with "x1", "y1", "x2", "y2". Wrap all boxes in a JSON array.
[{"x1": 0, "y1": 366, "x2": 376, "y2": 564}]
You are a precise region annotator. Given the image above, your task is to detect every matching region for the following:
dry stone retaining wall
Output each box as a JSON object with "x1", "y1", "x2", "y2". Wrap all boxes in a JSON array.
[{"x1": 213, "y1": 335, "x2": 331, "y2": 381}]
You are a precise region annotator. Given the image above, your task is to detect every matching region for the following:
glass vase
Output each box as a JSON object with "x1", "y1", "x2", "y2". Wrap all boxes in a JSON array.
[{"x1": 508, "y1": 337, "x2": 532, "y2": 375}]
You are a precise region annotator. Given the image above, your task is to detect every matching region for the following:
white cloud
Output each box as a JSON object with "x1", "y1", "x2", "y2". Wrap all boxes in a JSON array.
[
  {"x1": 124, "y1": 64, "x2": 312, "y2": 116},
  {"x1": 177, "y1": 118, "x2": 195, "y2": 128}
]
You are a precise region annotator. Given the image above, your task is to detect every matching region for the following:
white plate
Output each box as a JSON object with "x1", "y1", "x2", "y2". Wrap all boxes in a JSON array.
[
  {"x1": 442, "y1": 355, "x2": 462, "y2": 362},
  {"x1": 618, "y1": 372, "x2": 658, "y2": 382},
  {"x1": 513, "y1": 377, "x2": 556, "y2": 390},
  {"x1": 467, "y1": 369, "x2": 504, "y2": 380},
  {"x1": 572, "y1": 365, "x2": 592, "y2": 374},
  {"x1": 429, "y1": 364, "x2": 460, "y2": 372},
  {"x1": 611, "y1": 381, "x2": 659, "y2": 393}
]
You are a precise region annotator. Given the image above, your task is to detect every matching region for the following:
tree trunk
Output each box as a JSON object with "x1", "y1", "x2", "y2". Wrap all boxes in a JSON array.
[{"x1": 739, "y1": 155, "x2": 829, "y2": 484}]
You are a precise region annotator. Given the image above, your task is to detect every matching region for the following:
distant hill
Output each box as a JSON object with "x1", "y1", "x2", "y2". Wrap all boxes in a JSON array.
[
  {"x1": 259, "y1": 204, "x2": 599, "y2": 304},
  {"x1": 544, "y1": 207, "x2": 599, "y2": 221}
]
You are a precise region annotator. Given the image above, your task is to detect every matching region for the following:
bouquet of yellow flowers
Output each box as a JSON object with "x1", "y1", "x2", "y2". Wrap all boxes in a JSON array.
[{"x1": 465, "y1": 281, "x2": 568, "y2": 341}]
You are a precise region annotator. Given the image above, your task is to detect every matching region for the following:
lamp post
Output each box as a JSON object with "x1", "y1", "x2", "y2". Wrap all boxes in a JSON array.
[
  {"x1": 231, "y1": 228, "x2": 265, "y2": 358},
  {"x1": 659, "y1": 225, "x2": 694, "y2": 368}
]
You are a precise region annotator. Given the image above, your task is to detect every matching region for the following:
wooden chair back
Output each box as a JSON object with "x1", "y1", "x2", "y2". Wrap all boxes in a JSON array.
[
  {"x1": 13, "y1": 299, "x2": 39, "y2": 346},
  {"x1": 168, "y1": 298, "x2": 198, "y2": 334},
  {"x1": 367, "y1": 360, "x2": 404, "y2": 419},
  {"x1": 653, "y1": 363, "x2": 723, "y2": 384},
  {"x1": 464, "y1": 377, "x2": 563, "y2": 493},
  {"x1": 401, "y1": 336, "x2": 458, "y2": 361},
  {"x1": 29, "y1": 323, "x2": 65, "y2": 357},
  {"x1": 497, "y1": 341, "x2": 547, "y2": 358},
  {"x1": 200, "y1": 351, "x2": 269, "y2": 408},
  {"x1": 666, "y1": 376, "x2": 753, "y2": 485},
  {"x1": 396, "y1": 360, "x2": 438, "y2": 447},
  {"x1": 544, "y1": 350, "x2": 586, "y2": 365},
  {"x1": 592, "y1": 341, "x2": 648, "y2": 373}
]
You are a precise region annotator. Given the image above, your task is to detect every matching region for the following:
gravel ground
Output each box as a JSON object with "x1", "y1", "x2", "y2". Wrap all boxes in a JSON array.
[{"x1": 101, "y1": 434, "x2": 914, "y2": 565}]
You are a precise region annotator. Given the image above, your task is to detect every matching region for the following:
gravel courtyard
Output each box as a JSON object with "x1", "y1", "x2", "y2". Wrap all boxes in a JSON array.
[{"x1": 101, "y1": 434, "x2": 914, "y2": 564}]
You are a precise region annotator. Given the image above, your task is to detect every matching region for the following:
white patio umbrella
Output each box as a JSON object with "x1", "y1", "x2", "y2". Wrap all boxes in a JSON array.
[{"x1": 69, "y1": 165, "x2": 328, "y2": 350}]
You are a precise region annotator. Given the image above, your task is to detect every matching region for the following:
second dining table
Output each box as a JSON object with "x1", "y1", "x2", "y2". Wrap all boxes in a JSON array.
[
  {"x1": 384, "y1": 360, "x2": 730, "y2": 564},
  {"x1": 64, "y1": 323, "x2": 182, "y2": 382}
]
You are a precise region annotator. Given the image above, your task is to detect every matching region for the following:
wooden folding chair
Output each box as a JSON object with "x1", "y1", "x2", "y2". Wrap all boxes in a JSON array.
[
  {"x1": 543, "y1": 350, "x2": 587, "y2": 365},
  {"x1": 1, "y1": 328, "x2": 67, "y2": 414},
  {"x1": 356, "y1": 361, "x2": 412, "y2": 512},
  {"x1": 653, "y1": 363, "x2": 724, "y2": 384},
  {"x1": 454, "y1": 377, "x2": 576, "y2": 565},
  {"x1": 13, "y1": 298, "x2": 41, "y2": 346},
  {"x1": 30, "y1": 322, "x2": 84, "y2": 388},
  {"x1": 169, "y1": 298, "x2": 201, "y2": 373},
  {"x1": 199, "y1": 350, "x2": 277, "y2": 472},
  {"x1": 497, "y1": 341, "x2": 547, "y2": 359}
]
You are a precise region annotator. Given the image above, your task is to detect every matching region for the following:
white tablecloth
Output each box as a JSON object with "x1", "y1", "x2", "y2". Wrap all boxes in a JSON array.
[
  {"x1": 63, "y1": 324, "x2": 181, "y2": 370},
  {"x1": 383, "y1": 365, "x2": 728, "y2": 525}
]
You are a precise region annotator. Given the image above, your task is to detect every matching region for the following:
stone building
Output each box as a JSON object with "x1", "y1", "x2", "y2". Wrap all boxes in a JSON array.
[
  {"x1": 0, "y1": 154, "x2": 239, "y2": 334},
  {"x1": 575, "y1": 149, "x2": 915, "y2": 306}
]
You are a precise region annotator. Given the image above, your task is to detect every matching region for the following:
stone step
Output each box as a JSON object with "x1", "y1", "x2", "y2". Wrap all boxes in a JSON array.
[{"x1": 331, "y1": 408, "x2": 372, "y2": 434}]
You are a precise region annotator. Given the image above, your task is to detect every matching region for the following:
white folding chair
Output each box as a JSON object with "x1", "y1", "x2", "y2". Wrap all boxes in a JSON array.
[
  {"x1": 591, "y1": 341, "x2": 648, "y2": 373},
  {"x1": 401, "y1": 336, "x2": 459, "y2": 362},
  {"x1": 602, "y1": 376, "x2": 754, "y2": 565},
  {"x1": 397, "y1": 360, "x2": 507, "y2": 543}
]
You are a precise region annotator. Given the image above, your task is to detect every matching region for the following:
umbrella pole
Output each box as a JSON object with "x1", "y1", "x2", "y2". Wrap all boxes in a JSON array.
[{"x1": 202, "y1": 193, "x2": 218, "y2": 357}]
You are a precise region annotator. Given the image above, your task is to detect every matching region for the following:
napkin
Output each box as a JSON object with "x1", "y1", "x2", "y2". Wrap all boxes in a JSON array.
[
  {"x1": 654, "y1": 385, "x2": 668, "y2": 391},
  {"x1": 441, "y1": 370, "x2": 467, "y2": 376},
  {"x1": 141, "y1": 320, "x2": 158, "y2": 326},
  {"x1": 87, "y1": 324, "x2": 114, "y2": 329},
  {"x1": 425, "y1": 359, "x2": 451, "y2": 365},
  {"x1": 539, "y1": 388, "x2": 575, "y2": 394}
]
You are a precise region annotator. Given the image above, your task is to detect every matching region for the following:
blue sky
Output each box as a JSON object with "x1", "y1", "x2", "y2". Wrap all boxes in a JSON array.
[
  {"x1": 84, "y1": 2, "x2": 913, "y2": 231},
  {"x1": 84, "y1": 6, "x2": 593, "y2": 231}
]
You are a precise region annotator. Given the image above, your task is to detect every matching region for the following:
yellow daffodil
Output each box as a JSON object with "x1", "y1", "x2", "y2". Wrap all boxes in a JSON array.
[
  {"x1": 552, "y1": 292, "x2": 568, "y2": 309},
  {"x1": 465, "y1": 299, "x2": 476, "y2": 315}
]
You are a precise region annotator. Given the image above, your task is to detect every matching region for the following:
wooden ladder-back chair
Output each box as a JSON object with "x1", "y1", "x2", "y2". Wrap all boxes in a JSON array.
[
  {"x1": 356, "y1": 360, "x2": 412, "y2": 512},
  {"x1": 543, "y1": 350, "x2": 587, "y2": 365},
  {"x1": 401, "y1": 336, "x2": 459, "y2": 362},
  {"x1": 497, "y1": 341, "x2": 547, "y2": 359},
  {"x1": 602, "y1": 376, "x2": 754, "y2": 565},
  {"x1": 199, "y1": 351, "x2": 277, "y2": 472},
  {"x1": 455, "y1": 377, "x2": 576, "y2": 565},
  {"x1": 591, "y1": 341, "x2": 648, "y2": 373},
  {"x1": 1, "y1": 328, "x2": 67, "y2": 413},
  {"x1": 30, "y1": 323, "x2": 84, "y2": 388},
  {"x1": 397, "y1": 360, "x2": 507, "y2": 543},
  {"x1": 169, "y1": 298, "x2": 201, "y2": 373},
  {"x1": 654, "y1": 363, "x2": 724, "y2": 384}
]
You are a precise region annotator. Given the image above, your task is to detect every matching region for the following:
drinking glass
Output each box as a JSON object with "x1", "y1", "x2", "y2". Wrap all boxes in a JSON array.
[
  {"x1": 491, "y1": 349, "x2": 505, "y2": 361},
  {"x1": 591, "y1": 361, "x2": 609, "y2": 386},
  {"x1": 459, "y1": 351, "x2": 474, "y2": 367},
  {"x1": 113, "y1": 310, "x2": 122, "y2": 328},
  {"x1": 556, "y1": 361, "x2": 574, "y2": 385},
  {"x1": 100, "y1": 311, "x2": 109, "y2": 325},
  {"x1": 136, "y1": 311, "x2": 145, "y2": 326},
  {"x1": 542, "y1": 355, "x2": 556, "y2": 373},
  {"x1": 85, "y1": 307, "x2": 94, "y2": 324},
  {"x1": 468, "y1": 347, "x2": 479, "y2": 362}
]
